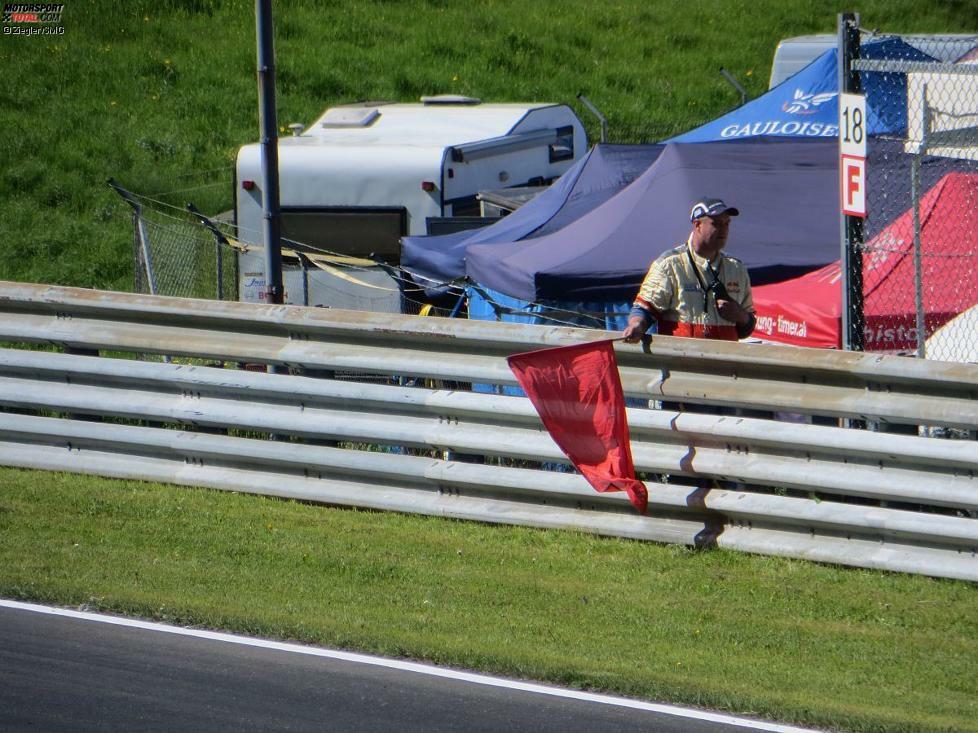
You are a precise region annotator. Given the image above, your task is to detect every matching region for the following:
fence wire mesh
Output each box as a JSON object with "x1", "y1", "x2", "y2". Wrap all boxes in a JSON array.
[
  {"x1": 858, "y1": 33, "x2": 978, "y2": 364},
  {"x1": 131, "y1": 205, "x2": 238, "y2": 302}
]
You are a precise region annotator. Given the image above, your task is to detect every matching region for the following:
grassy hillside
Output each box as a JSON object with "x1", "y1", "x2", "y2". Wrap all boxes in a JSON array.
[{"x1": 0, "y1": 0, "x2": 970, "y2": 290}]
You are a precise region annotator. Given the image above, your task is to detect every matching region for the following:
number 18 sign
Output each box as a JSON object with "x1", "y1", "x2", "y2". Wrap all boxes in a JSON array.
[{"x1": 839, "y1": 92, "x2": 867, "y2": 218}]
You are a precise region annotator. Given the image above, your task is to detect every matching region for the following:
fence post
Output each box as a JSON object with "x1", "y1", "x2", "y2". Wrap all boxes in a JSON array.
[
  {"x1": 838, "y1": 12, "x2": 864, "y2": 352},
  {"x1": 910, "y1": 89, "x2": 933, "y2": 359},
  {"x1": 107, "y1": 179, "x2": 159, "y2": 297},
  {"x1": 187, "y1": 203, "x2": 233, "y2": 301}
]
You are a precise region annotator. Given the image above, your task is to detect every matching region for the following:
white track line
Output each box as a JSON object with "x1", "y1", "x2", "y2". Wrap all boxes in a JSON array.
[{"x1": 1, "y1": 599, "x2": 821, "y2": 732}]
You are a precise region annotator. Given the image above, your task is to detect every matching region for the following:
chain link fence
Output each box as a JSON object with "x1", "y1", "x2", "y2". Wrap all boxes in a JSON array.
[
  {"x1": 110, "y1": 181, "x2": 239, "y2": 302},
  {"x1": 856, "y1": 33, "x2": 978, "y2": 364},
  {"x1": 133, "y1": 208, "x2": 239, "y2": 301}
]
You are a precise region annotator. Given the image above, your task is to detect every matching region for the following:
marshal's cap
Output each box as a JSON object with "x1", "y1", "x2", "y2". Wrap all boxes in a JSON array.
[{"x1": 690, "y1": 197, "x2": 740, "y2": 222}]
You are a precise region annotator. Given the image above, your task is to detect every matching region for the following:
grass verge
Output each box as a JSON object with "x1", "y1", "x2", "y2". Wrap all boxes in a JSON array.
[{"x1": 1, "y1": 466, "x2": 975, "y2": 733}]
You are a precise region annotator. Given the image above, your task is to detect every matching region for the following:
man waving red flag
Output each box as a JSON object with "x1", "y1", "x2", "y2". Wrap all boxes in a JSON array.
[{"x1": 507, "y1": 340, "x2": 648, "y2": 514}]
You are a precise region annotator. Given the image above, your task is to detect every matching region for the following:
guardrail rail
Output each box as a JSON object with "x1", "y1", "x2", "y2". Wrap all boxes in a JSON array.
[{"x1": 0, "y1": 281, "x2": 975, "y2": 581}]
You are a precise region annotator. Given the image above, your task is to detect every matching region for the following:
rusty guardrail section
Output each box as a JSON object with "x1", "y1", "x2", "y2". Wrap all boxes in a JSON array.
[{"x1": 0, "y1": 281, "x2": 976, "y2": 581}]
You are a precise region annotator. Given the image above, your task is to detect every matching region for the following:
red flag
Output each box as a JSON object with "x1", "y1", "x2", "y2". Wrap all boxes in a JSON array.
[{"x1": 507, "y1": 340, "x2": 648, "y2": 514}]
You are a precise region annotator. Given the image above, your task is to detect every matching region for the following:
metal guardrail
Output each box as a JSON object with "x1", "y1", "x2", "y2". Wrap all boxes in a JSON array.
[{"x1": 1, "y1": 282, "x2": 976, "y2": 581}]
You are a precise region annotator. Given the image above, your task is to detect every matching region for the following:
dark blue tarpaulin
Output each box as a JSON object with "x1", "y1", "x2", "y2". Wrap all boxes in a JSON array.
[
  {"x1": 668, "y1": 37, "x2": 935, "y2": 143},
  {"x1": 464, "y1": 137, "x2": 839, "y2": 302},
  {"x1": 401, "y1": 144, "x2": 664, "y2": 292}
]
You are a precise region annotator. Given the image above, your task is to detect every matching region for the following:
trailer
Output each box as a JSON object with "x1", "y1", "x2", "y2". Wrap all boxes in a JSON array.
[
  {"x1": 768, "y1": 33, "x2": 978, "y2": 89},
  {"x1": 234, "y1": 96, "x2": 587, "y2": 311}
]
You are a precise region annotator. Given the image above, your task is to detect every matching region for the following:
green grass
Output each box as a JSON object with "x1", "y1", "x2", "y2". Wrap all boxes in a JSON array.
[
  {"x1": 1, "y1": 467, "x2": 976, "y2": 733},
  {"x1": 3, "y1": 2, "x2": 978, "y2": 731},
  {"x1": 0, "y1": 0, "x2": 970, "y2": 289}
]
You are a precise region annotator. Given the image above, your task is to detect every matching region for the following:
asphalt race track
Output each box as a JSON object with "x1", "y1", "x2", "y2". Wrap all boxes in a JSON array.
[{"x1": 0, "y1": 601, "x2": 819, "y2": 733}]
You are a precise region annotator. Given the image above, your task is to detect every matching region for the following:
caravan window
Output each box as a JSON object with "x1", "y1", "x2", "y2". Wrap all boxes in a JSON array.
[
  {"x1": 280, "y1": 207, "x2": 406, "y2": 263},
  {"x1": 549, "y1": 126, "x2": 575, "y2": 163}
]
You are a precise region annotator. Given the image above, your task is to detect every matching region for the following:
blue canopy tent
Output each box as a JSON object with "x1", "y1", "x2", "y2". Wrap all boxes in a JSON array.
[
  {"x1": 467, "y1": 137, "x2": 839, "y2": 301},
  {"x1": 668, "y1": 36, "x2": 935, "y2": 143},
  {"x1": 403, "y1": 139, "x2": 838, "y2": 325},
  {"x1": 458, "y1": 136, "x2": 959, "y2": 329}
]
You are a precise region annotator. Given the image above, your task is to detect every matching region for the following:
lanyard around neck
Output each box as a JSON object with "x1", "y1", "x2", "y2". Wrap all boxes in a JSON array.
[{"x1": 687, "y1": 249, "x2": 722, "y2": 305}]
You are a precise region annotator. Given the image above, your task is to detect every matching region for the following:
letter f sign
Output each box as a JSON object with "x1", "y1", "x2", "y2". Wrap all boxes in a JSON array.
[
  {"x1": 846, "y1": 163, "x2": 860, "y2": 203},
  {"x1": 841, "y1": 154, "x2": 866, "y2": 217}
]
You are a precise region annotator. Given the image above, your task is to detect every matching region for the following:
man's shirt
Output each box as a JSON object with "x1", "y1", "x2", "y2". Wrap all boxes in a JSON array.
[{"x1": 632, "y1": 238, "x2": 754, "y2": 341}]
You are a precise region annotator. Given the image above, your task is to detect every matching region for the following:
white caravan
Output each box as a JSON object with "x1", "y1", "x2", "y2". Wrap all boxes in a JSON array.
[{"x1": 234, "y1": 96, "x2": 587, "y2": 311}]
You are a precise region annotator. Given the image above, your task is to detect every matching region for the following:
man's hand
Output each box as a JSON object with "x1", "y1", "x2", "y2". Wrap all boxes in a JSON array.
[
  {"x1": 622, "y1": 315, "x2": 649, "y2": 343},
  {"x1": 716, "y1": 298, "x2": 750, "y2": 326}
]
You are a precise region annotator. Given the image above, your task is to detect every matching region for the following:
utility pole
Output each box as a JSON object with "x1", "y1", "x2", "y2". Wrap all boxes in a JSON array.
[{"x1": 256, "y1": 0, "x2": 284, "y2": 306}]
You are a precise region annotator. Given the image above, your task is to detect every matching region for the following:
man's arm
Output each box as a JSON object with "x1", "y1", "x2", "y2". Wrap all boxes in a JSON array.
[
  {"x1": 622, "y1": 304, "x2": 660, "y2": 343},
  {"x1": 623, "y1": 258, "x2": 670, "y2": 343}
]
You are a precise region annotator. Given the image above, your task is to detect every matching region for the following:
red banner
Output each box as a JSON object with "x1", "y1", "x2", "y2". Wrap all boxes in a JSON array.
[{"x1": 507, "y1": 340, "x2": 648, "y2": 514}]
